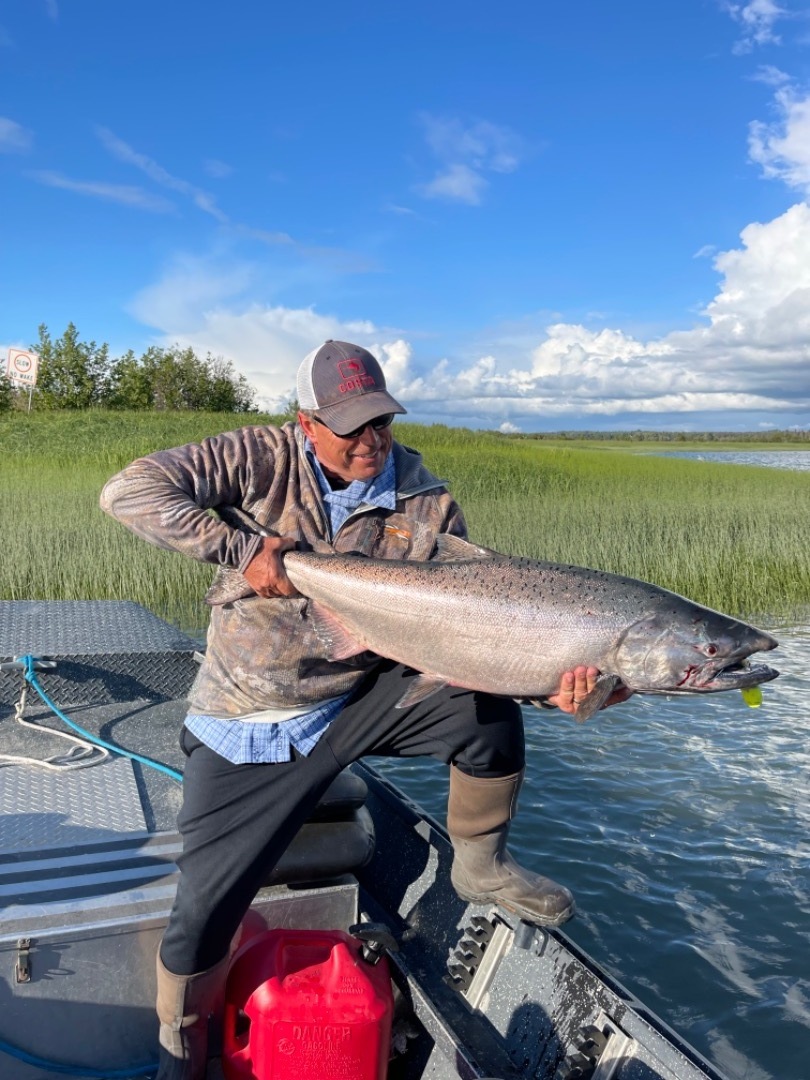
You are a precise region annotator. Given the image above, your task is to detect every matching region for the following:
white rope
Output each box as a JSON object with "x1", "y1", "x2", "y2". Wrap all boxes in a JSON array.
[{"x1": 0, "y1": 682, "x2": 109, "y2": 771}]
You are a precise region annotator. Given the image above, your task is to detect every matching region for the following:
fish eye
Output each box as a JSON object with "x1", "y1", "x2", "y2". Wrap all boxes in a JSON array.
[{"x1": 704, "y1": 644, "x2": 718, "y2": 657}]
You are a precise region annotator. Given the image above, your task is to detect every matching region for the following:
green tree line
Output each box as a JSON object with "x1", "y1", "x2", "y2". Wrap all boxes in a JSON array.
[{"x1": 1, "y1": 323, "x2": 257, "y2": 412}]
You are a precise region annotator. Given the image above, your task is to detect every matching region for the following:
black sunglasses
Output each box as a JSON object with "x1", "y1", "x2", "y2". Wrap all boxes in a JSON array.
[{"x1": 313, "y1": 413, "x2": 395, "y2": 439}]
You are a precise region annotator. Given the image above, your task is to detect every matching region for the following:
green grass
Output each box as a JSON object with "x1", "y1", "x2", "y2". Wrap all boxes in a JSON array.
[{"x1": 2, "y1": 411, "x2": 808, "y2": 634}]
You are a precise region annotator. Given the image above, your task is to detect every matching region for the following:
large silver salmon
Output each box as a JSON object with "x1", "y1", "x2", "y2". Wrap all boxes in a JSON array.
[{"x1": 206, "y1": 514, "x2": 779, "y2": 720}]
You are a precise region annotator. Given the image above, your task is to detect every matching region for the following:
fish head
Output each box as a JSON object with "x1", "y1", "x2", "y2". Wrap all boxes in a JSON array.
[{"x1": 614, "y1": 608, "x2": 779, "y2": 696}]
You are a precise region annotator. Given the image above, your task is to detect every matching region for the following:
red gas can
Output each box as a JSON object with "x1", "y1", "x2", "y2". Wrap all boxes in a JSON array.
[{"x1": 221, "y1": 928, "x2": 394, "y2": 1080}]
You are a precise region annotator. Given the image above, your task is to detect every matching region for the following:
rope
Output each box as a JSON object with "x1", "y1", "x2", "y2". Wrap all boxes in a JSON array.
[
  {"x1": 0, "y1": 677, "x2": 110, "y2": 771},
  {"x1": 12, "y1": 654, "x2": 184, "y2": 782}
]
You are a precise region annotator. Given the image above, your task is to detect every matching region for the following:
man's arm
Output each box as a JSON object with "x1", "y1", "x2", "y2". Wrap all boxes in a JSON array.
[{"x1": 100, "y1": 427, "x2": 277, "y2": 574}]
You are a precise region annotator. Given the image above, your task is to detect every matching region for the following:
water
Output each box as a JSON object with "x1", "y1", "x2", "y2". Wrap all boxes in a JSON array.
[
  {"x1": 371, "y1": 624, "x2": 809, "y2": 1080},
  {"x1": 655, "y1": 449, "x2": 810, "y2": 472}
]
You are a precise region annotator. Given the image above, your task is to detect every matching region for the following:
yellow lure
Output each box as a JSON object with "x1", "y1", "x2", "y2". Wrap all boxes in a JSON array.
[{"x1": 741, "y1": 686, "x2": 763, "y2": 708}]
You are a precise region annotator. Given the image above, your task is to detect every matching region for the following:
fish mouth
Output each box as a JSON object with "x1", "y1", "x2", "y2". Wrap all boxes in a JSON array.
[{"x1": 678, "y1": 658, "x2": 780, "y2": 693}]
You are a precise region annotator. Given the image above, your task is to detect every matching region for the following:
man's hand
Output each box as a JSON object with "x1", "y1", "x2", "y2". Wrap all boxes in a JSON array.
[
  {"x1": 548, "y1": 666, "x2": 632, "y2": 716},
  {"x1": 242, "y1": 536, "x2": 300, "y2": 598}
]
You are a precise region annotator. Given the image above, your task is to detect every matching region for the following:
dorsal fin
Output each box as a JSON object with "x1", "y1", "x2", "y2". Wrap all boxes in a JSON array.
[{"x1": 433, "y1": 534, "x2": 501, "y2": 563}]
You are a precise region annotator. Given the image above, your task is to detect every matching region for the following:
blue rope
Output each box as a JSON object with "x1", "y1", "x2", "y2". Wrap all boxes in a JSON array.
[
  {"x1": 19, "y1": 654, "x2": 183, "y2": 782},
  {"x1": 0, "y1": 1035, "x2": 156, "y2": 1076}
]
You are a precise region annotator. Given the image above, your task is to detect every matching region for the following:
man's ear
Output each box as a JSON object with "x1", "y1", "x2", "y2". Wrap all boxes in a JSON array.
[{"x1": 297, "y1": 412, "x2": 317, "y2": 438}]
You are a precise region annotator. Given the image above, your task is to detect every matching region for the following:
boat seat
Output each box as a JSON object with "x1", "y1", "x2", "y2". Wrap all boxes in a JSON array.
[{"x1": 266, "y1": 767, "x2": 376, "y2": 886}]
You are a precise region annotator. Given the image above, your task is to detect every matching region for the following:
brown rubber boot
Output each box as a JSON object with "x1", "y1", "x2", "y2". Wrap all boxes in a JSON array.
[
  {"x1": 446, "y1": 766, "x2": 575, "y2": 927},
  {"x1": 155, "y1": 951, "x2": 229, "y2": 1080}
]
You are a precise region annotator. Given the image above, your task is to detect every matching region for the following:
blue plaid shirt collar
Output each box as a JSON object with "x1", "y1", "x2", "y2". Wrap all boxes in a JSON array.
[{"x1": 305, "y1": 440, "x2": 397, "y2": 536}]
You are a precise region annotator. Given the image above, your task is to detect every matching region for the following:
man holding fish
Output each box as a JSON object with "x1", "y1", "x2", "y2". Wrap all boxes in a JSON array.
[{"x1": 98, "y1": 340, "x2": 657, "y2": 1077}]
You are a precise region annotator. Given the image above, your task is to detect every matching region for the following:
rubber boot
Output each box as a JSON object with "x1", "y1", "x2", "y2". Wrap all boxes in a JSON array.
[
  {"x1": 447, "y1": 766, "x2": 575, "y2": 927},
  {"x1": 155, "y1": 951, "x2": 229, "y2": 1080}
]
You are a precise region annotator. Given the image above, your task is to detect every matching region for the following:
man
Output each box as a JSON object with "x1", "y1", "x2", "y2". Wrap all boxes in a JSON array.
[{"x1": 100, "y1": 340, "x2": 626, "y2": 1079}]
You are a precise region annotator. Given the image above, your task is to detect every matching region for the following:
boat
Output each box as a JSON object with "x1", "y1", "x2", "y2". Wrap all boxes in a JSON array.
[{"x1": 0, "y1": 599, "x2": 731, "y2": 1080}]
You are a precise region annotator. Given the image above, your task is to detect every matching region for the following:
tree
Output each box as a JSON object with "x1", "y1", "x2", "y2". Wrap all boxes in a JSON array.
[
  {"x1": 0, "y1": 373, "x2": 14, "y2": 413},
  {"x1": 105, "y1": 349, "x2": 153, "y2": 410},
  {"x1": 30, "y1": 324, "x2": 259, "y2": 412},
  {"x1": 35, "y1": 323, "x2": 111, "y2": 409}
]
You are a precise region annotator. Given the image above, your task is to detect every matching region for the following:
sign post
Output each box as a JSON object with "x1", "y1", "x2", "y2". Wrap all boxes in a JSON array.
[{"x1": 5, "y1": 348, "x2": 41, "y2": 412}]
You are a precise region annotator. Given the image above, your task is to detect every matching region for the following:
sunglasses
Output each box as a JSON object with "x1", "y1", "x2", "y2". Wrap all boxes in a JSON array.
[{"x1": 313, "y1": 413, "x2": 395, "y2": 439}]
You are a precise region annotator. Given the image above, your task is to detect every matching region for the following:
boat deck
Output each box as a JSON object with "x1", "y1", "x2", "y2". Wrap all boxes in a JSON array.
[{"x1": 0, "y1": 601, "x2": 731, "y2": 1080}]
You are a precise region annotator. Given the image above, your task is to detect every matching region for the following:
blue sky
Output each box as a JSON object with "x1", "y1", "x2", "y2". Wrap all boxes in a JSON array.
[{"x1": 2, "y1": 1, "x2": 810, "y2": 431}]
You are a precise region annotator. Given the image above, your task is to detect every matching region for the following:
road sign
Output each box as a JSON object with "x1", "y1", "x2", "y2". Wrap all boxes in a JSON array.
[{"x1": 5, "y1": 348, "x2": 40, "y2": 387}]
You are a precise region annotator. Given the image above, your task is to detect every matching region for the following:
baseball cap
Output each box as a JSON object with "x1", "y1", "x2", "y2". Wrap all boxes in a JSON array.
[{"x1": 297, "y1": 340, "x2": 407, "y2": 436}]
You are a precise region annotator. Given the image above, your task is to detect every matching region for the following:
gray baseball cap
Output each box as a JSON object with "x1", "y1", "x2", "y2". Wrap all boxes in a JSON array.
[{"x1": 297, "y1": 340, "x2": 407, "y2": 435}]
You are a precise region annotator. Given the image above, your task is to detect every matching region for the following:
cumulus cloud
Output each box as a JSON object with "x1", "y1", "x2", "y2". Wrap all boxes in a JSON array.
[
  {"x1": 722, "y1": 1, "x2": 788, "y2": 53},
  {"x1": 391, "y1": 203, "x2": 810, "y2": 424},
  {"x1": 129, "y1": 199, "x2": 810, "y2": 427},
  {"x1": 130, "y1": 257, "x2": 380, "y2": 412},
  {"x1": 749, "y1": 87, "x2": 810, "y2": 194},
  {"x1": 417, "y1": 114, "x2": 523, "y2": 205},
  {"x1": 752, "y1": 64, "x2": 791, "y2": 87},
  {"x1": 30, "y1": 170, "x2": 174, "y2": 211},
  {"x1": 0, "y1": 117, "x2": 32, "y2": 153},
  {"x1": 421, "y1": 164, "x2": 488, "y2": 205}
]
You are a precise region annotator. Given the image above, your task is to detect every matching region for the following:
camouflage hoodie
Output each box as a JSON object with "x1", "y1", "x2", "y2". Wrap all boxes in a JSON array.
[{"x1": 100, "y1": 422, "x2": 467, "y2": 716}]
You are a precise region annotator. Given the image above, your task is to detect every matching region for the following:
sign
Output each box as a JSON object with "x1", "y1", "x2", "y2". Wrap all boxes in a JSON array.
[{"x1": 5, "y1": 348, "x2": 40, "y2": 387}]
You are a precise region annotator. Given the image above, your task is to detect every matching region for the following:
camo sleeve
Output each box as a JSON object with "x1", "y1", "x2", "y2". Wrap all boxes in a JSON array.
[{"x1": 99, "y1": 425, "x2": 284, "y2": 571}]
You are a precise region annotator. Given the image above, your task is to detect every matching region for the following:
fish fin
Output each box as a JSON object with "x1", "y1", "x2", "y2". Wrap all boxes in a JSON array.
[
  {"x1": 394, "y1": 674, "x2": 450, "y2": 709},
  {"x1": 575, "y1": 674, "x2": 621, "y2": 723},
  {"x1": 205, "y1": 566, "x2": 256, "y2": 606},
  {"x1": 432, "y1": 534, "x2": 501, "y2": 563},
  {"x1": 306, "y1": 602, "x2": 368, "y2": 661}
]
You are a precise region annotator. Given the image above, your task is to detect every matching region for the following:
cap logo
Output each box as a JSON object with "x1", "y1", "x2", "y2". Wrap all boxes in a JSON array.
[{"x1": 337, "y1": 357, "x2": 377, "y2": 394}]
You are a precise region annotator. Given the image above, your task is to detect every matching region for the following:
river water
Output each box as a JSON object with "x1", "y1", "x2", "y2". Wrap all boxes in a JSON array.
[
  {"x1": 371, "y1": 622, "x2": 808, "y2": 1080},
  {"x1": 656, "y1": 449, "x2": 810, "y2": 472},
  {"x1": 374, "y1": 450, "x2": 808, "y2": 1079}
]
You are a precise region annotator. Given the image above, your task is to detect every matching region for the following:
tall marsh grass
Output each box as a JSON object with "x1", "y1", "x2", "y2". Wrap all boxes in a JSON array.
[{"x1": 2, "y1": 411, "x2": 808, "y2": 634}]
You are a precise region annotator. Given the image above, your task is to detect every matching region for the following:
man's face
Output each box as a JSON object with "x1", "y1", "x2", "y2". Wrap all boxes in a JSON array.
[{"x1": 298, "y1": 412, "x2": 393, "y2": 484}]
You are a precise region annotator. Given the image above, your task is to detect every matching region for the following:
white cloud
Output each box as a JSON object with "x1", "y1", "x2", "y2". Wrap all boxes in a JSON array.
[
  {"x1": 420, "y1": 164, "x2": 488, "y2": 205},
  {"x1": 131, "y1": 257, "x2": 379, "y2": 411},
  {"x1": 97, "y1": 127, "x2": 230, "y2": 224},
  {"x1": 0, "y1": 117, "x2": 32, "y2": 153},
  {"x1": 723, "y1": 1, "x2": 787, "y2": 53},
  {"x1": 30, "y1": 170, "x2": 174, "y2": 212},
  {"x1": 751, "y1": 64, "x2": 791, "y2": 86},
  {"x1": 374, "y1": 203, "x2": 810, "y2": 424},
  {"x1": 417, "y1": 114, "x2": 523, "y2": 205},
  {"x1": 128, "y1": 202, "x2": 810, "y2": 427},
  {"x1": 97, "y1": 128, "x2": 349, "y2": 260},
  {"x1": 749, "y1": 88, "x2": 810, "y2": 194},
  {"x1": 203, "y1": 159, "x2": 233, "y2": 179},
  {"x1": 44, "y1": 0, "x2": 58, "y2": 21}
]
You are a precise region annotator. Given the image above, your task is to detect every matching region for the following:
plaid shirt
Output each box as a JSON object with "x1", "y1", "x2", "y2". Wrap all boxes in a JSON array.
[
  {"x1": 184, "y1": 447, "x2": 398, "y2": 764},
  {"x1": 308, "y1": 446, "x2": 397, "y2": 538}
]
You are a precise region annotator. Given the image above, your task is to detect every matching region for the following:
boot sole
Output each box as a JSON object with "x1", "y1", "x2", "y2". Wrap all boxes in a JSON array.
[{"x1": 454, "y1": 887, "x2": 576, "y2": 928}]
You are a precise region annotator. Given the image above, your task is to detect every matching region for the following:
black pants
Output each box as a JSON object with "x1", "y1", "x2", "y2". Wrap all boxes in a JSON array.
[{"x1": 160, "y1": 660, "x2": 524, "y2": 974}]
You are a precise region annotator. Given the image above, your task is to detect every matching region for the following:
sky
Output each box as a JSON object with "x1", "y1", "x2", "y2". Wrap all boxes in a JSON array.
[{"x1": 2, "y1": 1, "x2": 810, "y2": 432}]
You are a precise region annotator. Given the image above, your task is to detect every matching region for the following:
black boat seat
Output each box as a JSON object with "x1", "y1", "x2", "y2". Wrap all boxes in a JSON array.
[{"x1": 265, "y1": 768, "x2": 375, "y2": 886}]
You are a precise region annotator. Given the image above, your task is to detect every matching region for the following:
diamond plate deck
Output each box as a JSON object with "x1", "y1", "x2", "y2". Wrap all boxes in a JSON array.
[
  {"x1": 0, "y1": 601, "x2": 200, "y2": 705},
  {"x1": 0, "y1": 756, "x2": 146, "y2": 852}
]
